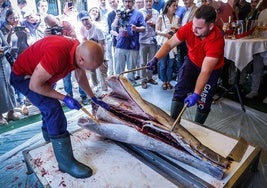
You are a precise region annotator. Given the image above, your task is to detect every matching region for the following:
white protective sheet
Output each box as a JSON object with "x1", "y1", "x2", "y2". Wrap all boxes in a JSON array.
[{"x1": 0, "y1": 81, "x2": 267, "y2": 187}]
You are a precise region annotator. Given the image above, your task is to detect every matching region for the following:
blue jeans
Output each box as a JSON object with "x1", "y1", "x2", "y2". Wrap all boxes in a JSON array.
[
  {"x1": 10, "y1": 72, "x2": 68, "y2": 136},
  {"x1": 159, "y1": 54, "x2": 174, "y2": 82},
  {"x1": 63, "y1": 73, "x2": 86, "y2": 98}
]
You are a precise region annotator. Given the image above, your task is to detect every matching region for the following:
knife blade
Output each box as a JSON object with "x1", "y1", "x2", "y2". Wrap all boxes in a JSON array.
[{"x1": 81, "y1": 107, "x2": 99, "y2": 124}]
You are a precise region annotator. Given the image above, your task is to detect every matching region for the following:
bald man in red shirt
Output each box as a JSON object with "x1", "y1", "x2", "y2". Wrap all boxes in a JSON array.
[
  {"x1": 147, "y1": 5, "x2": 225, "y2": 125},
  {"x1": 10, "y1": 35, "x2": 109, "y2": 178}
]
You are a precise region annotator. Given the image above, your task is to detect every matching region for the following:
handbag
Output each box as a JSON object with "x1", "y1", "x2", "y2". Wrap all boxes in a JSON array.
[{"x1": 5, "y1": 52, "x2": 15, "y2": 67}]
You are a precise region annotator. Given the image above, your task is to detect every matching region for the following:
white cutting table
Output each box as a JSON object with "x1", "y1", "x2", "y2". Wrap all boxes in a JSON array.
[{"x1": 23, "y1": 119, "x2": 261, "y2": 188}]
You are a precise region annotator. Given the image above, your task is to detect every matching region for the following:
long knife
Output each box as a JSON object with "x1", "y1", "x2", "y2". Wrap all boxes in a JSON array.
[
  {"x1": 170, "y1": 103, "x2": 188, "y2": 131},
  {"x1": 81, "y1": 107, "x2": 99, "y2": 124},
  {"x1": 119, "y1": 66, "x2": 149, "y2": 78}
]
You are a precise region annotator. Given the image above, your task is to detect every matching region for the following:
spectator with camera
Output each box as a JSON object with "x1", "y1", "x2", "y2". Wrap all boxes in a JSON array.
[
  {"x1": 139, "y1": 0, "x2": 159, "y2": 89},
  {"x1": 111, "y1": 0, "x2": 146, "y2": 84},
  {"x1": 155, "y1": 0, "x2": 180, "y2": 90},
  {"x1": 78, "y1": 10, "x2": 108, "y2": 92},
  {"x1": 0, "y1": 29, "x2": 20, "y2": 125}
]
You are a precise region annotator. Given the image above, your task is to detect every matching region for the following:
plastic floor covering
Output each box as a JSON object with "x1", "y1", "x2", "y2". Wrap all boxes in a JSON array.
[{"x1": 0, "y1": 78, "x2": 267, "y2": 187}]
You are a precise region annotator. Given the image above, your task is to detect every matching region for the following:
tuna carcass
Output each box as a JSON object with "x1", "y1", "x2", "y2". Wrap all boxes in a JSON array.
[{"x1": 78, "y1": 75, "x2": 231, "y2": 179}]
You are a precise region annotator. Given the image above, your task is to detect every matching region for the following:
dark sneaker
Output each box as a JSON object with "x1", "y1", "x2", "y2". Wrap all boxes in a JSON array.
[
  {"x1": 134, "y1": 75, "x2": 140, "y2": 80},
  {"x1": 81, "y1": 97, "x2": 89, "y2": 105}
]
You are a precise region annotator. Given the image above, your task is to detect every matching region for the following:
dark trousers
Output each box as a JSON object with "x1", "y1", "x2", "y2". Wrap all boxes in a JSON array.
[
  {"x1": 10, "y1": 72, "x2": 67, "y2": 136},
  {"x1": 173, "y1": 57, "x2": 222, "y2": 113}
]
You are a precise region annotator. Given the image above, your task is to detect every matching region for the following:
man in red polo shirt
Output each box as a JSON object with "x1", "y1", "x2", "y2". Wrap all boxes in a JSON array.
[
  {"x1": 148, "y1": 5, "x2": 224, "y2": 124},
  {"x1": 10, "y1": 36, "x2": 110, "y2": 178}
]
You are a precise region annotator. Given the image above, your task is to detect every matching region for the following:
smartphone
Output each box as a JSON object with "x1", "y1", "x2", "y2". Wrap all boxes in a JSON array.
[
  {"x1": 147, "y1": 9, "x2": 152, "y2": 15},
  {"x1": 68, "y1": 1, "x2": 73, "y2": 8}
]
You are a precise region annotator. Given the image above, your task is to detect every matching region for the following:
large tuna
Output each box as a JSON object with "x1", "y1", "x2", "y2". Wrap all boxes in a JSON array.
[{"x1": 78, "y1": 75, "x2": 231, "y2": 179}]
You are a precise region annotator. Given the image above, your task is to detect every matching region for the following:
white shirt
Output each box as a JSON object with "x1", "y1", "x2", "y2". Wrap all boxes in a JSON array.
[{"x1": 79, "y1": 22, "x2": 105, "y2": 42}]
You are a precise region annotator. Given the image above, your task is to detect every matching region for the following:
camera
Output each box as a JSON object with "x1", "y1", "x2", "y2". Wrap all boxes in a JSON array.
[
  {"x1": 50, "y1": 26, "x2": 63, "y2": 35},
  {"x1": 14, "y1": 26, "x2": 26, "y2": 32},
  {"x1": 168, "y1": 31, "x2": 175, "y2": 36},
  {"x1": 116, "y1": 8, "x2": 131, "y2": 27}
]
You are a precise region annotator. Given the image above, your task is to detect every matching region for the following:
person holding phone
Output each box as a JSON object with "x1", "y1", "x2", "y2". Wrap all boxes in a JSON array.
[
  {"x1": 139, "y1": 0, "x2": 159, "y2": 89},
  {"x1": 155, "y1": 0, "x2": 180, "y2": 90},
  {"x1": 1, "y1": 8, "x2": 30, "y2": 116}
]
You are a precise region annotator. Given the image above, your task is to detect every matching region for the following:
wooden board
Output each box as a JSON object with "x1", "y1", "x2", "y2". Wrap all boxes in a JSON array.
[{"x1": 176, "y1": 119, "x2": 261, "y2": 187}]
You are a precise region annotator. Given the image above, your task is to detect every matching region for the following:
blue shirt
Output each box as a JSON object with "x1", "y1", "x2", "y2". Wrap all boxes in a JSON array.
[
  {"x1": 152, "y1": 0, "x2": 165, "y2": 13},
  {"x1": 175, "y1": 6, "x2": 186, "y2": 21},
  {"x1": 116, "y1": 9, "x2": 146, "y2": 50}
]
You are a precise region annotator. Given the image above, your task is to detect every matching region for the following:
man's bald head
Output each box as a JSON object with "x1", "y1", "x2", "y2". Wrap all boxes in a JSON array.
[{"x1": 75, "y1": 40, "x2": 104, "y2": 70}]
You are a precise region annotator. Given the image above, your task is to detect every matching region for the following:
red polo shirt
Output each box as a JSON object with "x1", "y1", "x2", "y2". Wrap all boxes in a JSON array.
[
  {"x1": 12, "y1": 36, "x2": 79, "y2": 85},
  {"x1": 176, "y1": 21, "x2": 225, "y2": 70}
]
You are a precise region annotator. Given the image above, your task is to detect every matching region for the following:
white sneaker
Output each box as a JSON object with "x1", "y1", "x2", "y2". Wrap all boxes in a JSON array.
[
  {"x1": 263, "y1": 97, "x2": 267, "y2": 104},
  {"x1": 21, "y1": 105, "x2": 29, "y2": 116},
  {"x1": 245, "y1": 91, "x2": 258, "y2": 99}
]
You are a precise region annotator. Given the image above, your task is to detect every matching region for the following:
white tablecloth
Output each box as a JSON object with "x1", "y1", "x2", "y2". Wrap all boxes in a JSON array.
[{"x1": 224, "y1": 37, "x2": 267, "y2": 71}]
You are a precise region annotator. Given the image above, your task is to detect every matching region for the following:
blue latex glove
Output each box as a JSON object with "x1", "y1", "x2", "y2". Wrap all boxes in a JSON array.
[
  {"x1": 91, "y1": 97, "x2": 110, "y2": 110},
  {"x1": 146, "y1": 57, "x2": 158, "y2": 71},
  {"x1": 184, "y1": 93, "x2": 200, "y2": 107},
  {"x1": 63, "y1": 95, "x2": 82, "y2": 110}
]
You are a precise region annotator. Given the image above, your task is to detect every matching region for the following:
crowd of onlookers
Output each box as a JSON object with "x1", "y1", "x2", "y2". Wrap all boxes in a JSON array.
[{"x1": 0, "y1": 0, "x2": 266, "y2": 126}]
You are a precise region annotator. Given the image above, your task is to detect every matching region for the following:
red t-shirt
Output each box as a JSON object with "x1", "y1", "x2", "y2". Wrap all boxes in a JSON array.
[
  {"x1": 12, "y1": 36, "x2": 79, "y2": 85},
  {"x1": 176, "y1": 21, "x2": 225, "y2": 70}
]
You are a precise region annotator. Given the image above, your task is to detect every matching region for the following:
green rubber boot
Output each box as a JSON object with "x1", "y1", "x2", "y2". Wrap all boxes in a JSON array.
[{"x1": 50, "y1": 132, "x2": 93, "y2": 178}]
